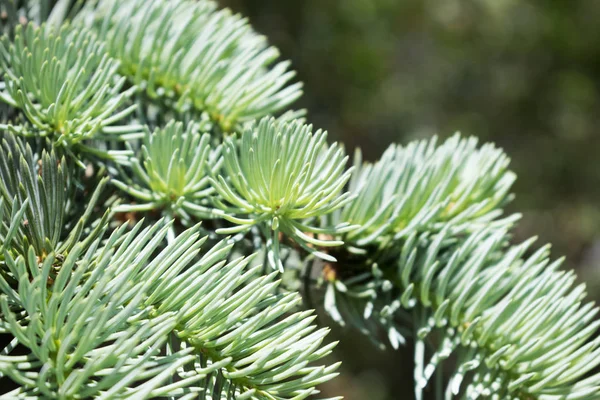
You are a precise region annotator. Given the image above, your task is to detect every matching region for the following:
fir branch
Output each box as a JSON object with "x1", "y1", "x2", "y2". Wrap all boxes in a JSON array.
[
  {"x1": 113, "y1": 119, "x2": 220, "y2": 222},
  {"x1": 0, "y1": 220, "x2": 340, "y2": 399},
  {"x1": 403, "y1": 229, "x2": 599, "y2": 399},
  {"x1": 321, "y1": 135, "x2": 520, "y2": 338},
  {"x1": 211, "y1": 116, "x2": 357, "y2": 271},
  {"x1": 325, "y1": 227, "x2": 600, "y2": 398},
  {"x1": 0, "y1": 22, "x2": 139, "y2": 163},
  {"x1": 339, "y1": 134, "x2": 517, "y2": 253},
  {"x1": 0, "y1": 132, "x2": 109, "y2": 257},
  {"x1": 323, "y1": 135, "x2": 600, "y2": 399},
  {"x1": 2, "y1": 1, "x2": 599, "y2": 399},
  {"x1": 75, "y1": 0, "x2": 303, "y2": 131}
]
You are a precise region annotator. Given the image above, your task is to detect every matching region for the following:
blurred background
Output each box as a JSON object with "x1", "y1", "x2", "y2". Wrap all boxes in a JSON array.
[{"x1": 221, "y1": 1, "x2": 600, "y2": 398}]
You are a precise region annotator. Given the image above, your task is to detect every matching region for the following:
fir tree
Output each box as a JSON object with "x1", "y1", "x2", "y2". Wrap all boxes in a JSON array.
[{"x1": 0, "y1": 0, "x2": 599, "y2": 399}]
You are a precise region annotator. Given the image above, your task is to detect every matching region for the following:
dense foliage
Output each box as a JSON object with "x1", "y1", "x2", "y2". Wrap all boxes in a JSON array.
[{"x1": 0, "y1": 0, "x2": 599, "y2": 399}]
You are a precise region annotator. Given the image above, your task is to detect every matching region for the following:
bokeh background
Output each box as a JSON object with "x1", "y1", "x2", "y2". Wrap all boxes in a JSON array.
[{"x1": 221, "y1": 1, "x2": 600, "y2": 398}]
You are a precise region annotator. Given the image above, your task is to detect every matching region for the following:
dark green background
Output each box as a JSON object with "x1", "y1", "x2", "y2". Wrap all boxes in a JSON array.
[{"x1": 221, "y1": 1, "x2": 600, "y2": 398}]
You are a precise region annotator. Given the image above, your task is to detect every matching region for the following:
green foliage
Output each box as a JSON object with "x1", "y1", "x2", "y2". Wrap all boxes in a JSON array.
[
  {"x1": 0, "y1": 217, "x2": 339, "y2": 399},
  {"x1": 398, "y1": 230, "x2": 600, "y2": 399},
  {"x1": 223, "y1": 0, "x2": 600, "y2": 302},
  {"x1": 0, "y1": 196, "x2": 28, "y2": 255},
  {"x1": 0, "y1": 133, "x2": 108, "y2": 257},
  {"x1": 401, "y1": 229, "x2": 599, "y2": 399},
  {"x1": 0, "y1": 22, "x2": 138, "y2": 162},
  {"x1": 211, "y1": 117, "x2": 356, "y2": 270},
  {"x1": 323, "y1": 137, "x2": 600, "y2": 398},
  {"x1": 1, "y1": 1, "x2": 599, "y2": 399},
  {"x1": 339, "y1": 135, "x2": 516, "y2": 252},
  {"x1": 76, "y1": 0, "x2": 303, "y2": 132},
  {"x1": 0, "y1": 133, "x2": 66, "y2": 256},
  {"x1": 114, "y1": 119, "x2": 220, "y2": 221}
]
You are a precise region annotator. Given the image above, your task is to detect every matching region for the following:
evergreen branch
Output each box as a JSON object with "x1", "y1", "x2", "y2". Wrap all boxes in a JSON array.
[
  {"x1": 0, "y1": 222, "x2": 188, "y2": 399},
  {"x1": 0, "y1": 22, "x2": 138, "y2": 160},
  {"x1": 0, "y1": 196, "x2": 29, "y2": 254},
  {"x1": 0, "y1": 131, "x2": 109, "y2": 257},
  {"x1": 322, "y1": 135, "x2": 600, "y2": 399},
  {"x1": 2, "y1": 1, "x2": 598, "y2": 399},
  {"x1": 339, "y1": 134, "x2": 517, "y2": 252},
  {"x1": 321, "y1": 134, "x2": 520, "y2": 338},
  {"x1": 0, "y1": 220, "x2": 340, "y2": 399},
  {"x1": 211, "y1": 116, "x2": 357, "y2": 271},
  {"x1": 416, "y1": 229, "x2": 597, "y2": 399},
  {"x1": 75, "y1": 0, "x2": 303, "y2": 131},
  {"x1": 326, "y1": 227, "x2": 600, "y2": 398},
  {"x1": 113, "y1": 119, "x2": 220, "y2": 222}
]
